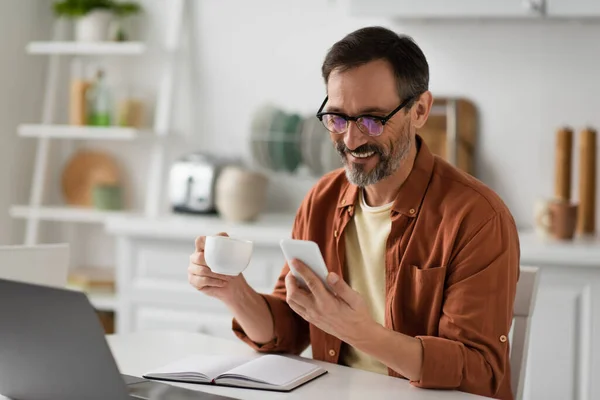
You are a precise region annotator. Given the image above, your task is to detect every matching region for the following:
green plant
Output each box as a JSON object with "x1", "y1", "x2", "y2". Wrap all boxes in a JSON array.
[
  {"x1": 112, "y1": 2, "x2": 141, "y2": 17},
  {"x1": 52, "y1": 0, "x2": 142, "y2": 18},
  {"x1": 53, "y1": 0, "x2": 112, "y2": 18}
]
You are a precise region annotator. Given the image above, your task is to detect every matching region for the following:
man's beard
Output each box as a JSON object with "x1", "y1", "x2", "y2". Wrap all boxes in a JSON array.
[{"x1": 335, "y1": 125, "x2": 413, "y2": 187}]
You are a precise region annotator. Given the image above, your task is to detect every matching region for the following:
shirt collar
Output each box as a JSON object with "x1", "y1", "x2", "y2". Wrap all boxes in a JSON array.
[{"x1": 337, "y1": 135, "x2": 435, "y2": 217}]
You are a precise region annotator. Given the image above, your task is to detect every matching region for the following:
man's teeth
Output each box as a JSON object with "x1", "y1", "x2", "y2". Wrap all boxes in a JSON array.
[{"x1": 350, "y1": 150, "x2": 375, "y2": 158}]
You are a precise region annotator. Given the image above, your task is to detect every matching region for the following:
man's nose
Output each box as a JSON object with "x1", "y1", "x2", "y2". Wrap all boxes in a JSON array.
[{"x1": 344, "y1": 121, "x2": 367, "y2": 151}]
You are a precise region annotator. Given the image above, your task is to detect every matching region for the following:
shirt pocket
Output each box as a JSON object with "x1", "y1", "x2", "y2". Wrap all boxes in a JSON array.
[{"x1": 402, "y1": 265, "x2": 447, "y2": 334}]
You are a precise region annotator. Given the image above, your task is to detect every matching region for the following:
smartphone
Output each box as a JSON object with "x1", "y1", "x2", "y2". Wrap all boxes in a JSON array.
[{"x1": 279, "y1": 239, "x2": 331, "y2": 291}]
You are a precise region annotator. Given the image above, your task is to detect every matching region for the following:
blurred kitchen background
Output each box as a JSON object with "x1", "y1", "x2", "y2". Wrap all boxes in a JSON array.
[{"x1": 1, "y1": 1, "x2": 600, "y2": 399}]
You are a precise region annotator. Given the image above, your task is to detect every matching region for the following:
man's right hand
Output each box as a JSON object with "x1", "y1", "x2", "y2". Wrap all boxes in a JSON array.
[{"x1": 188, "y1": 232, "x2": 250, "y2": 306}]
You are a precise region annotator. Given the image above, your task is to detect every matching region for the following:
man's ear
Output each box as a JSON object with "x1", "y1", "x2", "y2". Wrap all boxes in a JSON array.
[{"x1": 411, "y1": 90, "x2": 433, "y2": 129}]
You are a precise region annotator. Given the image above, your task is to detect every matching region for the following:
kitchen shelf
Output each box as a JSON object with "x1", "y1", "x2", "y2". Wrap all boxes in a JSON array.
[
  {"x1": 26, "y1": 41, "x2": 146, "y2": 55},
  {"x1": 10, "y1": 205, "x2": 139, "y2": 224},
  {"x1": 105, "y1": 213, "x2": 295, "y2": 244},
  {"x1": 18, "y1": 124, "x2": 148, "y2": 141},
  {"x1": 519, "y1": 230, "x2": 600, "y2": 269}
]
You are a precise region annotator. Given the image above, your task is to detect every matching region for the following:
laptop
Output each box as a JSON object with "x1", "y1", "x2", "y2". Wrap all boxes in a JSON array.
[{"x1": 0, "y1": 278, "x2": 238, "y2": 400}]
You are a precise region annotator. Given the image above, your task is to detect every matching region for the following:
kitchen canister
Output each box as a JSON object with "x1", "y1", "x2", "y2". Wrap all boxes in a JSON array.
[{"x1": 92, "y1": 184, "x2": 123, "y2": 210}]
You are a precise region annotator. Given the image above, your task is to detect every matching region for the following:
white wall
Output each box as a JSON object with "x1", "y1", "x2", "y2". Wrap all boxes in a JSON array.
[
  {"x1": 183, "y1": 0, "x2": 600, "y2": 229},
  {"x1": 4, "y1": 0, "x2": 600, "y2": 263},
  {"x1": 0, "y1": 0, "x2": 51, "y2": 244},
  {"x1": 106, "y1": 0, "x2": 600, "y2": 231}
]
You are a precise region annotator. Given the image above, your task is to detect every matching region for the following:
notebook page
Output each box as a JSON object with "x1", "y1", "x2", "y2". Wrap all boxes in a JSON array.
[
  {"x1": 218, "y1": 355, "x2": 321, "y2": 386},
  {"x1": 145, "y1": 355, "x2": 254, "y2": 381}
]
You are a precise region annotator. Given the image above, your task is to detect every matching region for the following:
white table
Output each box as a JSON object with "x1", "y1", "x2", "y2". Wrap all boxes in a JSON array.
[{"x1": 106, "y1": 330, "x2": 491, "y2": 400}]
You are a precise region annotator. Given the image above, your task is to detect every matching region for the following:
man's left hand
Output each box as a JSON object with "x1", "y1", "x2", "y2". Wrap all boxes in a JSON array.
[{"x1": 285, "y1": 259, "x2": 376, "y2": 345}]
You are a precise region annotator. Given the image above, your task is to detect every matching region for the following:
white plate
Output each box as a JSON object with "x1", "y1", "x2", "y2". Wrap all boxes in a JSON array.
[
  {"x1": 308, "y1": 117, "x2": 327, "y2": 175},
  {"x1": 250, "y1": 104, "x2": 277, "y2": 169}
]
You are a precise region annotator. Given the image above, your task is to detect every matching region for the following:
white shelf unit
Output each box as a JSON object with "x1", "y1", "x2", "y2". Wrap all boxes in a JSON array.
[
  {"x1": 26, "y1": 41, "x2": 146, "y2": 55},
  {"x1": 19, "y1": 124, "x2": 146, "y2": 141},
  {"x1": 12, "y1": 1, "x2": 188, "y2": 317},
  {"x1": 10, "y1": 205, "x2": 138, "y2": 224}
]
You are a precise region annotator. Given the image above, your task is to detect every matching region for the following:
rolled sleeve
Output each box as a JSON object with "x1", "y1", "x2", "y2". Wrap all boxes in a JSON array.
[
  {"x1": 414, "y1": 336, "x2": 464, "y2": 388},
  {"x1": 410, "y1": 211, "x2": 519, "y2": 399}
]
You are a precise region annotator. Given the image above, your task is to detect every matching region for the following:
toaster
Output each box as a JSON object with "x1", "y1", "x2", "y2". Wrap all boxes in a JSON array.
[{"x1": 168, "y1": 153, "x2": 229, "y2": 214}]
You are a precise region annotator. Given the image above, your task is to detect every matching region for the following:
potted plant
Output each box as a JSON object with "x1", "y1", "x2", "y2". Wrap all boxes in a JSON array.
[
  {"x1": 53, "y1": 0, "x2": 141, "y2": 42},
  {"x1": 110, "y1": 2, "x2": 142, "y2": 41}
]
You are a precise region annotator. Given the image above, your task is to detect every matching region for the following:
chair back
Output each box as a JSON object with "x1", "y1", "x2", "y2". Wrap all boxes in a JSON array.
[
  {"x1": 0, "y1": 244, "x2": 70, "y2": 288},
  {"x1": 511, "y1": 266, "x2": 540, "y2": 400}
]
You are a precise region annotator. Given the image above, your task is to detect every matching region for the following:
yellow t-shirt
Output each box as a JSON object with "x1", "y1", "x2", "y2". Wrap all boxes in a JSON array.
[{"x1": 339, "y1": 189, "x2": 392, "y2": 375}]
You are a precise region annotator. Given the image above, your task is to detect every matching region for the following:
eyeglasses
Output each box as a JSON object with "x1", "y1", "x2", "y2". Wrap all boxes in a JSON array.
[{"x1": 316, "y1": 96, "x2": 414, "y2": 137}]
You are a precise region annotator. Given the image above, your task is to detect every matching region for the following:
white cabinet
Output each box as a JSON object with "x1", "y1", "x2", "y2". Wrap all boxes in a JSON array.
[
  {"x1": 519, "y1": 232, "x2": 600, "y2": 400},
  {"x1": 522, "y1": 268, "x2": 596, "y2": 400},
  {"x1": 347, "y1": 0, "x2": 543, "y2": 19},
  {"x1": 347, "y1": 0, "x2": 600, "y2": 19},
  {"x1": 546, "y1": 0, "x2": 600, "y2": 17},
  {"x1": 105, "y1": 214, "x2": 293, "y2": 339},
  {"x1": 134, "y1": 306, "x2": 237, "y2": 340}
]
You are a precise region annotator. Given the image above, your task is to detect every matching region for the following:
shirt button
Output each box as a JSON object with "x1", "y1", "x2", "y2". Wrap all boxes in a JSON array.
[
  {"x1": 329, "y1": 349, "x2": 336, "y2": 357},
  {"x1": 409, "y1": 208, "x2": 416, "y2": 214},
  {"x1": 499, "y1": 335, "x2": 507, "y2": 343},
  {"x1": 334, "y1": 230, "x2": 338, "y2": 238}
]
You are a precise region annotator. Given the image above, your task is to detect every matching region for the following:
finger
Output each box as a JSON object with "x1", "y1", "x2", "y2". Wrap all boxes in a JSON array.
[
  {"x1": 287, "y1": 298, "x2": 309, "y2": 320},
  {"x1": 188, "y1": 263, "x2": 233, "y2": 281},
  {"x1": 195, "y1": 236, "x2": 206, "y2": 252},
  {"x1": 189, "y1": 251, "x2": 206, "y2": 266},
  {"x1": 189, "y1": 273, "x2": 227, "y2": 289},
  {"x1": 188, "y1": 251, "x2": 235, "y2": 281},
  {"x1": 285, "y1": 271, "x2": 313, "y2": 308},
  {"x1": 285, "y1": 269, "x2": 298, "y2": 288},
  {"x1": 326, "y1": 272, "x2": 360, "y2": 308},
  {"x1": 290, "y1": 259, "x2": 327, "y2": 298},
  {"x1": 285, "y1": 270, "x2": 303, "y2": 293},
  {"x1": 196, "y1": 232, "x2": 228, "y2": 252}
]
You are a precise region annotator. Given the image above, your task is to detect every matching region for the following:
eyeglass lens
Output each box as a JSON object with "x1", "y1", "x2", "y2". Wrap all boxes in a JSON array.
[{"x1": 322, "y1": 115, "x2": 383, "y2": 136}]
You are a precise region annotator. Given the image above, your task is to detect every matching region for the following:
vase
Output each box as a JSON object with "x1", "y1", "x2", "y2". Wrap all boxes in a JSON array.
[
  {"x1": 215, "y1": 166, "x2": 269, "y2": 222},
  {"x1": 75, "y1": 10, "x2": 113, "y2": 42}
]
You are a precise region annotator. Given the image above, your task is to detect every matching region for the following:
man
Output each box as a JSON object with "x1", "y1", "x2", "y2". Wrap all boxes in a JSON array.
[{"x1": 188, "y1": 26, "x2": 519, "y2": 400}]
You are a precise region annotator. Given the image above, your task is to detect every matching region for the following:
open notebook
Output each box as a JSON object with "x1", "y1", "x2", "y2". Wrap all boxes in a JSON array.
[{"x1": 142, "y1": 354, "x2": 327, "y2": 392}]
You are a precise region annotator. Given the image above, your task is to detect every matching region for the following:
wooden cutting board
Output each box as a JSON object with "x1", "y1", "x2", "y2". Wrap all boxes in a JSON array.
[{"x1": 418, "y1": 97, "x2": 477, "y2": 176}]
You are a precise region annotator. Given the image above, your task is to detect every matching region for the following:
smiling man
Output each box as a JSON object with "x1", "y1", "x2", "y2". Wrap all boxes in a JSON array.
[{"x1": 188, "y1": 26, "x2": 520, "y2": 400}]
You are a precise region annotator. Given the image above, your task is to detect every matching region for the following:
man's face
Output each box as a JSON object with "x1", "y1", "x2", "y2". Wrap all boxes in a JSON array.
[{"x1": 325, "y1": 59, "x2": 414, "y2": 187}]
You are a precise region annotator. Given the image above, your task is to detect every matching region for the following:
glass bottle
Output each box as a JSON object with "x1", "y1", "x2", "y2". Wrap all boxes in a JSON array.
[{"x1": 87, "y1": 69, "x2": 112, "y2": 126}]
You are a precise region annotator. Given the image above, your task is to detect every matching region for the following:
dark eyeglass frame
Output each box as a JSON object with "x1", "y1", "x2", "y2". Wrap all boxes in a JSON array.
[{"x1": 315, "y1": 95, "x2": 414, "y2": 136}]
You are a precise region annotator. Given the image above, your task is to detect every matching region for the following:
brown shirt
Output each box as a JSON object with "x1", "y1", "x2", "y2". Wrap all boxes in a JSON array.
[{"x1": 233, "y1": 135, "x2": 520, "y2": 400}]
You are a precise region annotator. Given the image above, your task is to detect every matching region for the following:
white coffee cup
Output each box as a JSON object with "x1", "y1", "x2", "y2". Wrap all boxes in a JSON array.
[{"x1": 204, "y1": 235, "x2": 253, "y2": 276}]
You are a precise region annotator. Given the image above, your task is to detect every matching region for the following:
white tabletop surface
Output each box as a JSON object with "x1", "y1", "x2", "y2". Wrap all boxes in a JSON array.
[{"x1": 104, "y1": 330, "x2": 491, "y2": 400}]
